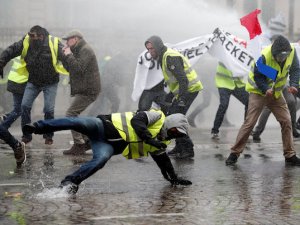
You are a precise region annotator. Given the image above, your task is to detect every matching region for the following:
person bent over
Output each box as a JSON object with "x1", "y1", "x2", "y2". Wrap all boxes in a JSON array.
[{"x1": 23, "y1": 109, "x2": 192, "y2": 194}]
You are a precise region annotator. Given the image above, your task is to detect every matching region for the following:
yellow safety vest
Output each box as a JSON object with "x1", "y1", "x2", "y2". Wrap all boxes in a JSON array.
[
  {"x1": 7, "y1": 34, "x2": 69, "y2": 84},
  {"x1": 111, "y1": 110, "x2": 170, "y2": 159},
  {"x1": 215, "y1": 62, "x2": 245, "y2": 90},
  {"x1": 161, "y1": 48, "x2": 203, "y2": 97},
  {"x1": 246, "y1": 45, "x2": 294, "y2": 99}
]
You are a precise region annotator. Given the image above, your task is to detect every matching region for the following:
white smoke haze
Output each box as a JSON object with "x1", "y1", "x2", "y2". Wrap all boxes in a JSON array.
[{"x1": 1, "y1": 0, "x2": 278, "y2": 128}]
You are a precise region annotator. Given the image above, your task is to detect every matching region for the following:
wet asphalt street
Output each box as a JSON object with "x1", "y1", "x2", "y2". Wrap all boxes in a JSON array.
[{"x1": 1, "y1": 127, "x2": 300, "y2": 225}]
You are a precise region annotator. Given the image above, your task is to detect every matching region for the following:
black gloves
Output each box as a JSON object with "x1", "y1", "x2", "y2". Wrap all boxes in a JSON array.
[
  {"x1": 145, "y1": 138, "x2": 167, "y2": 149},
  {"x1": 151, "y1": 152, "x2": 192, "y2": 186}
]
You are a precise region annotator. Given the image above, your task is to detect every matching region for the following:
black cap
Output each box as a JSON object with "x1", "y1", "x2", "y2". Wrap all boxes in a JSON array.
[{"x1": 271, "y1": 35, "x2": 291, "y2": 57}]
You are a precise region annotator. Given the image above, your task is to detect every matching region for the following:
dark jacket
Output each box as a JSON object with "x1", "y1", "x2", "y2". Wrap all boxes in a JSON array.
[
  {"x1": 254, "y1": 35, "x2": 300, "y2": 94},
  {"x1": 0, "y1": 31, "x2": 64, "y2": 90},
  {"x1": 254, "y1": 51, "x2": 300, "y2": 94},
  {"x1": 62, "y1": 39, "x2": 101, "y2": 96},
  {"x1": 145, "y1": 36, "x2": 189, "y2": 100}
]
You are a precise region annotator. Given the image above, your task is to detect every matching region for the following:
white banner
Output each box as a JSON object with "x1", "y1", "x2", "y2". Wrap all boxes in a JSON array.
[{"x1": 132, "y1": 28, "x2": 256, "y2": 102}]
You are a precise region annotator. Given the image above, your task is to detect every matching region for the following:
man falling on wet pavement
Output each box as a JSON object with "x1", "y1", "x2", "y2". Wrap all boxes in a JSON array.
[{"x1": 23, "y1": 109, "x2": 192, "y2": 194}]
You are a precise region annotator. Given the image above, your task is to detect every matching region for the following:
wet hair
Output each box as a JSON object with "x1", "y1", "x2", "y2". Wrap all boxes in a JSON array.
[
  {"x1": 29, "y1": 25, "x2": 49, "y2": 37},
  {"x1": 145, "y1": 35, "x2": 166, "y2": 57}
]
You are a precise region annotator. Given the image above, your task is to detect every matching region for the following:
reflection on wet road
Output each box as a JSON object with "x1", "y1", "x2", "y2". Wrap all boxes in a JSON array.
[{"x1": 1, "y1": 128, "x2": 300, "y2": 224}]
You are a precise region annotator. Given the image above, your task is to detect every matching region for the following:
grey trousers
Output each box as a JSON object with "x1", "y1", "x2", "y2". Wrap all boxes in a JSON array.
[{"x1": 66, "y1": 94, "x2": 98, "y2": 144}]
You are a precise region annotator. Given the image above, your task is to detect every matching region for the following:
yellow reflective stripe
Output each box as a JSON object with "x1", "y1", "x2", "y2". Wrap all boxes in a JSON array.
[
  {"x1": 216, "y1": 72, "x2": 241, "y2": 81},
  {"x1": 120, "y1": 112, "x2": 144, "y2": 158},
  {"x1": 274, "y1": 85, "x2": 285, "y2": 92},
  {"x1": 171, "y1": 77, "x2": 200, "y2": 95},
  {"x1": 247, "y1": 77, "x2": 258, "y2": 89},
  {"x1": 13, "y1": 58, "x2": 21, "y2": 64},
  {"x1": 184, "y1": 67, "x2": 193, "y2": 74},
  {"x1": 276, "y1": 73, "x2": 289, "y2": 83},
  {"x1": 21, "y1": 35, "x2": 29, "y2": 58},
  {"x1": 120, "y1": 113, "x2": 132, "y2": 159}
]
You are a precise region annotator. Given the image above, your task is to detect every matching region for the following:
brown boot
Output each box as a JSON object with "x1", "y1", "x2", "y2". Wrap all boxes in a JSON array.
[
  {"x1": 63, "y1": 143, "x2": 86, "y2": 155},
  {"x1": 13, "y1": 142, "x2": 26, "y2": 166}
]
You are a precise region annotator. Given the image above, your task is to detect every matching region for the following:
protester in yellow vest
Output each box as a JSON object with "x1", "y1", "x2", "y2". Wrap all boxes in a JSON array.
[
  {"x1": 226, "y1": 35, "x2": 300, "y2": 166},
  {"x1": 145, "y1": 35, "x2": 203, "y2": 159},
  {"x1": 0, "y1": 56, "x2": 27, "y2": 133},
  {"x1": 23, "y1": 109, "x2": 192, "y2": 194},
  {"x1": 0, "y1": 25, "x2": 68, "y2": 145},
  {"x1": 211, "y1": 62, "x2": 249, "y2": 139}
]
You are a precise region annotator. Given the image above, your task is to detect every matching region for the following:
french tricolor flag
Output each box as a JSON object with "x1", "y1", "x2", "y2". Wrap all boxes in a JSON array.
[{"x1": 240, "y1": 9, "x2": 278, "y2": 82}]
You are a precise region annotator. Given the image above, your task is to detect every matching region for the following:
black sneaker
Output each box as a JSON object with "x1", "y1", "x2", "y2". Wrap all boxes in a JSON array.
[
  {"x1": 296, "y1": 122, "x2": 300, "y2": 130},
  {"x1": 293, "y1": 129, "x2": 300, "y2": 138},
  {"x1": 13, "y1": 142, "x2": 26, "y2": 166},
  {"x1": 22, "y1": 124, "x2": 36, "y2": 134},
  {"x1": 285, "y1": 155, "x2": 300, "y2": 166},
  {"x1": 252, "y1": 134, "x2": 261, "y2": 142},
  {"x1": 225, "y1": 153, "x2": 238, "y2": 166},
  {"x1": 211, "y1": 132, "x2": 219, "y2": 140},
  {"x1": 59, "y1": 181, "x2": 79, "y2": 194}
]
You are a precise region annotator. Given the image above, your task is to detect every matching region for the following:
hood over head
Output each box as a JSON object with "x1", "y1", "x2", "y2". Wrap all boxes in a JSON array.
[
  {"x1": 145, "y1": 35, "x2": 166, "y2": 57},
  {"x1": 271, "y1": 35, "x2": 291, "y2": 57},
  {"x1": 162, "y1": 113, "x2": 189, "y2": 137}
]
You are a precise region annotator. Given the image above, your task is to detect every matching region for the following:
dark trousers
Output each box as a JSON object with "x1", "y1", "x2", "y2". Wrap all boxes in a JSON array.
[
  {"x1": 34, "y1": 117, "x2": 114, "y2": 185},
  {"x1": 168, "y1": 91, "x2": 199, "y2": 152},
  {"x1": 1, "y1": 93, "x2": 23, "y2": 129},
  {"x1": 212, "y1": 87, "x2": 249, "y2": 133},
  {"x1": 0, "y1": 125, "x2": 18, "y2": 149}
]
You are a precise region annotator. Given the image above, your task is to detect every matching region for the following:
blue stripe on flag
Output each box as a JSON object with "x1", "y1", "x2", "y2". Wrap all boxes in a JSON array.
[{"x1": 256, "y1": 57, "x2": 278, "y2": 81}]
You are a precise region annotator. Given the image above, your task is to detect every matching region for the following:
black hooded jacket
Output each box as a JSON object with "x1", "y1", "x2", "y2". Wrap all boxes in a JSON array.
[
  {"x1": 145, "y1": 36, "x2": 189, "y2": 100},
  {"x1": 253, "y1": 35, "x2": 300, "y2": 93}
]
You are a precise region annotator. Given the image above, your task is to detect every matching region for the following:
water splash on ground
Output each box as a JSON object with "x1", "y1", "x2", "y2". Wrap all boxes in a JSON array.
[{"x1": 35, "y1": 186, "x2": 70, "y2": 199}]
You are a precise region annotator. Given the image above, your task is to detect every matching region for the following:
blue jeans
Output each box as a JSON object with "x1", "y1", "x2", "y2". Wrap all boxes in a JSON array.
[
  {"x1": 0, "y1": 125, "x2": 18, "y2": 149},
  {"x1": 1, "y1": 93, "x2": 23, "y2": 129},
  {"x1": 21, "y1": 82, "x2": 58, "y2": 140},
  {"x1": 34, "y1": 117, "x2": 115, "y2": 185}
]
